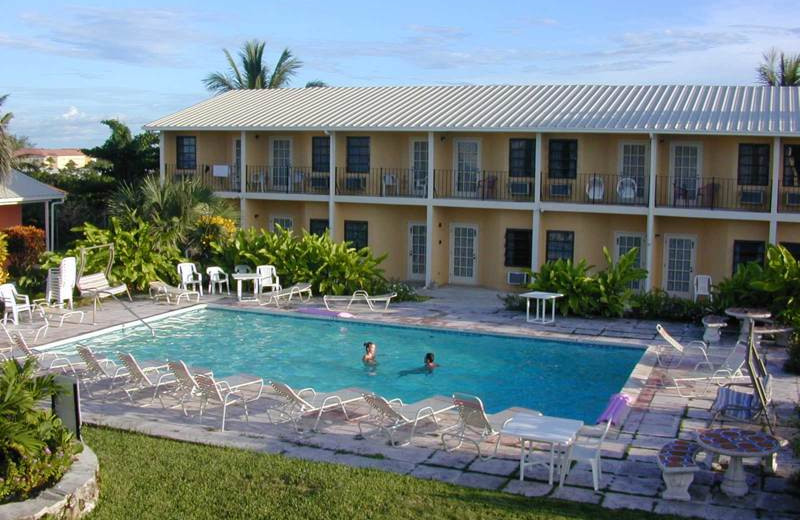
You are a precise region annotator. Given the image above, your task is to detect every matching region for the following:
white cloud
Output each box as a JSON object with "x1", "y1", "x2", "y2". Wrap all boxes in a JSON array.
[{"x1": 60, "y1": 106, "x2": 84, "y2": 120}]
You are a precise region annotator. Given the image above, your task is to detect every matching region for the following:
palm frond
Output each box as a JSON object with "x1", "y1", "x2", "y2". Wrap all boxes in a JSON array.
[
  {"x1": 268, "y1": 48, "x2": 303, "y2": 88},
  {"x1": 224, "y1": 48, "x2": 245, "y2": 89},
  {"x1": 202, "y1": 72, "x2": 238, "y2": 94},
  {"x1": 756, "y1": 48, "x2": 800, "y2": 86}
]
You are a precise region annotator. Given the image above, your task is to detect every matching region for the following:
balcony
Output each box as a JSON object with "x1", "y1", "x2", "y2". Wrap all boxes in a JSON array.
[
  {"x1": 335, "y1": 168, "x2": 427, "y2": 198},
  {"x1": 166, "y1": 164, "x2": 241, "y2": 192},
  {"x1": 541, "y1": 173, "x2": 648, "y2": 206},
  {"x1": 246, "y1": 166, "x2": 330, "y2": 195},
  {"x1": 433, "y1": 170, "x2": 534, "y2": 202},
  {"x1": 655, "y1": 176, "x2": 771, "y2": 212}
]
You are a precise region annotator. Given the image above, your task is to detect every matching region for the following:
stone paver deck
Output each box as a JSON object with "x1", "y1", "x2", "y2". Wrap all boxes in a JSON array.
[{"x1": 11, "y1": 286, "x2": 800, "y2": 519}]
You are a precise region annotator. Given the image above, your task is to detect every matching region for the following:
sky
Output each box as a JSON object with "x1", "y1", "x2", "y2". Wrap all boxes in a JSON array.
[{"x1": 0, "y1": 0, "x2": 798, "y2": 148}]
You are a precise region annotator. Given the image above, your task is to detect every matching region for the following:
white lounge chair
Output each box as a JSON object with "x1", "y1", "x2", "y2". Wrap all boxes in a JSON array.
[
  {"x1": 0, "y1": 283, "x2": 33, "y2": 325},
  {"x1": 663, "y1": 340, "x2": 748, "y2": 396},
  {"x1": 33, "y1": 302, "x2": 84, "y2": 327},
  {"x1": 177, "y1": 262, "x2": 203, "y2": 296},
  {"x1": 654, "y1": 324, "x2": 721, "y2": 369},
  {"x1": 116, "y1": 352, "x2": 173, "y2": 404},
  {"x1": 266, "y1": 380, "x2": 365, "y2": 432},
  {"x1": 194, "y1": 373, "x2": 264, "y2": 431},
  {"x1": 258, "y1": 283, "x2": 313, "y2": 308},
  {"x1": 76, "y1": 345, "x2": 129, "y2": 397},
  {"x1": 159, "y1": 360, "x2": 213, "y2": 411},
  {"x1": 206, "y1": 266, "x2": 230, "y2": 295},
  {"x1": 3, "y1": 327, "x2": 76, "y2": 373},
  {"x1": 358, "y1": 393, "x2": 455, "y2": 447},
  {"x1": 441, "y1": 393, "x2": 539, "y2": 460},
  {"x1": 323, "y1": 290, "x2": 397, "y2": 312},
  {"x1": 255, "y1": 265, "x2": 280, "y2": 294},
  {"x1": 149, "y1": 281, "x2": 201, "y2": 305}
]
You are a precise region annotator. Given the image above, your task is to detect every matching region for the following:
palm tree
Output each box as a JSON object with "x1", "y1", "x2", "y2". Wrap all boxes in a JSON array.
[
  {"x1": 204, "y1": 40, "x2": 302, "y2": 94},
  {"x1": 0, "y1": 94, "x2": 13, "y2": 185},
  {"x1": 757, "y1": 48, "x2": 800, "y2": 86}
]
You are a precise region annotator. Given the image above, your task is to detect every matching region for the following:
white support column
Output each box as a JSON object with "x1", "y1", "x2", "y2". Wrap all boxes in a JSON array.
[
  {"x1": 645, "y1": 133, "x2": 659, "y2": 291},
  {"x1": 158, "y1": 132, "x2": 166, "y2": 185},
  {"x1": 769, "y1": 136, "x2": 781, "y2": 245},
  {"x1": 44, "y1": 201, "x2": 50, "y2": 251},
  {"x1": 239, "y1": 131, "x2": 247, "y2": 227},
  {"x1": 425, "y1": 131, "x2": 435, "y2": 288},
  {"x1": 328, "y1": 131, "x2": 337, "y2": 239},
  {"x1": 531, "y1": 133, "x2": 543, "y2": 272}
]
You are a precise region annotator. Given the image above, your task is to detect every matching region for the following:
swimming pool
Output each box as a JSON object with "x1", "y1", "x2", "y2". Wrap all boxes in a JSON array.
[{"x1": 54, "y1": 308, "x2": 643, "y2": 422}]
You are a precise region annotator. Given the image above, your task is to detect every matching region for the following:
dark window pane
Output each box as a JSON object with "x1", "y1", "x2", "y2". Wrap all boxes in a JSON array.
[
  {"x1": 309, "y1": 218, "x2": 329, "y2": 236},
  {"x1": 784, "y1": 145, "x2": 800, "y2": 187},
  {"x1": 780, "y1": 242, "x2": 800, "y2": 259},
  {"x1": 737, "y1": 144, "x2": 770, "y2": 186},
  {"x1": 312, "y1": 136, "x2": 330, "y2": 173},
  {"x1": 732, "y1": 240, "x2": 765, "y2": 273},
  {"x1": 548, "y1": 139, "x2": 577, "y2": 179},
  {"x1": 505, "y1": 229, "x2": 532, "y2": 267},
  {"x1": 344, "y1": 220, "x2": 368, "y2": 249},
  {"x1": 176, "y1": 136, "x2": 196, "y2": 170},
  {"x1": 509, "y1": 139, "x2": 535, "y2": 178},
  {"x1": 346, "y1": 137, "x2": 370, "y2": 173},
  {"x1": 546, "y1": 231, "x2": 574, "y2": 262}
]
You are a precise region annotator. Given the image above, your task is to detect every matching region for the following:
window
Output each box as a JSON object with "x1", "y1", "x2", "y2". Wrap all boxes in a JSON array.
[
  {"x1": 309, "y1": 218, "x2": 329, "y2": 236},
  {"x1": 455, "y1": 140, "x2": 480, "y2": 194},
  {"x1": 620, "y1": 142, "x2": 648, "y2": 197},
  {"x1": 732, "y1": 240, "x2": 765, "y2": 273},
  {"x1": 616, "y1": 233, "x2": 644, "y2": 290},
  {"x1": 271, "y1": 217, "x2": 293, "y2": 232},
  {"x1": 411, "y1": 140, "x2": 428, "y2": 192},
  {"x1": 504, "y1": 229, "x2": 532, "y2": 267},
  {"x1": 176, "y1": 136, "x2": 196, "y2": 170},
  {"x1": 546, "y1": 231, "x2": 574, "y2": 262},
  {"x1": 344, "y1": 221, "x2": 368, "y2": 249},
  {"x1": 509, "y1": 139, "x2": 535, "y2": 177},
  {"x1": 781, "y1": 242, "x2": 800, "y2": 258},
  {"x1": 312, "y1": 136, "x2": 330, "y2": 173},
  {"x1": 738, "y1": 144, "x2": 770, "y2": 186},
  {"x1": 346, "y1": 137, "x2": 370, "y2": 173},
  {"x1": 548, "y1": 139, "x2": 577, "y2": 179},
  {"x1": 784, "y1": 145, "x2": 800, "y2": 187}
]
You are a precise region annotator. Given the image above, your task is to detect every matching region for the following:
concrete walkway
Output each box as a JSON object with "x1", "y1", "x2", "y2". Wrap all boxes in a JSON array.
[{"x1": 14, "y1": 287, "x2": 800, "y2": 519}]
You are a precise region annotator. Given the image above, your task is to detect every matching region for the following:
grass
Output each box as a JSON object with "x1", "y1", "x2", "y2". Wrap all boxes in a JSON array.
[{"x1": 82, "y1": 426, "x2": 682, "y2": 520}]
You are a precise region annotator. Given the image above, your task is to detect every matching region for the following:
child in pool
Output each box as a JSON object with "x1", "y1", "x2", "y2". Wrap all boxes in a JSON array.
[
  {"x1": 362, "y1": 342, "x2": 377, "y2": 365},
  {"x1": 424, "y1": 352, "x2": 439, "y2": 370}
]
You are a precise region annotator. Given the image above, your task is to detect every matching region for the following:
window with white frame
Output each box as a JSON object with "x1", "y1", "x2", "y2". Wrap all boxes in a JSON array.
[
  {"x1": 455, "y1": 140, "x2": 479, "y2": 194},
  {"x1": 271, "y1": 217, "x2": 293, "y2": 232},
  {"x1": 270, "y1": 138, "x2": 292, "y2": 188},
  {"x1": 620, "y1": 142, "x2": 647, "y2": 198},
  {"x1": 616, "y1": 232, "x2": 645, "y2": 290},
  {"x1": 671, "y1": 144, "x2": 701, "y2": 198},
  {"x1": 411, "y1": 140, "x2": 428, "y2": 193}
]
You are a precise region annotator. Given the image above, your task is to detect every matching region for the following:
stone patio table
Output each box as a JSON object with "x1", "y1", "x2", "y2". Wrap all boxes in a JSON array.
[
  {"x1": 724, "y1": 307, "x2": 771, "y2": 341},
  {"x1": 701, "y1": 315, "x2": 727, "y2": 344},
  {"x1": 232, "y1": 273, "x2": 262, "y2": 302},
  {"x1": 520, "y1": 291, "x2": 564, "y2": 324},
  {"x1": 501, "y1": 412, "x2": 583, "y2": 485},
  {"x1": 696, "y1": 428, "x2": 781, "y2": 497}
]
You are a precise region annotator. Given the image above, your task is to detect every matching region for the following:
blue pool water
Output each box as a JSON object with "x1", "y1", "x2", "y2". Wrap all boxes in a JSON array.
[{"x1": 54, "y1": 308, "x2": 643, "y2": 421}]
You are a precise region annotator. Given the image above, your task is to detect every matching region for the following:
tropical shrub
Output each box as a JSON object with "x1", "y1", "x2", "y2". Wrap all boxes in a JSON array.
[
  {"x1": 595, "y1": 247, "x2": 648, "y2": 317},
  {"x1": 380, "y1": 279, "x2": 427, "y2": 303},
  {"x1": 209, "y1": 227, "x2": 387, "y2": 295},
  {"x1": 0, "y1": 232, "x2": 8, "y2": 284},
  {"x1": 190, "y1": 215, "x2": 237, "y2": 265},
  {"x1": 3, "y1": 225, "x2": 45, "y2": 277},
  {"x1": 626, "y1": 289, "x2": 709, "y2": 323},
  {"x1": 712, "y1": 262, "x2": 771, "y2": 312},
  {"x1": 0, "y1": 359, "x2": 81, "y2": 503}
]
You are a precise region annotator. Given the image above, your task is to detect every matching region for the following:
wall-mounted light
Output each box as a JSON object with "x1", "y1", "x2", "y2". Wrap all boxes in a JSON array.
[
  {"x1": 440, "y1": 136, "x2": 446, "y2": 142},
  {"x1": 254, "y1": 214, "x2": 259, "y2": 219}
]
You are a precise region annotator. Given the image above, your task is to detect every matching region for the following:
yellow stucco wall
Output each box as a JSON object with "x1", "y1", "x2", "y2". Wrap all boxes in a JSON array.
[
  {"x1": 777, "y1": 222, "x2": 800, "y2": 247},
  {"x1": 242, "y1": 200, "x2": 328, "y2": 233}
]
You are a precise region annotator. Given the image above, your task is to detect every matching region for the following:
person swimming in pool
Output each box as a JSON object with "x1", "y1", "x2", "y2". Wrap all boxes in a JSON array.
[
  {"x1": 424, "y1": 352, "x2": 439, "y2": 370},
  {"x1": 362, "y1": 342, "x2": 377, "y2": 365},
  {"x1": 399, "y1": 352, "x2": 439, "y2": 376}
]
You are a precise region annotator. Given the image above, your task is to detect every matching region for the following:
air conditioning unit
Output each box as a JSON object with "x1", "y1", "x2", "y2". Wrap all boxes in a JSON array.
[
  {"x1": 310, "y1": 176, "x2": 328, "y2": 191},
  {"x1": 740, "y1": 190, "x2": 765, "y2": 205},
  {"x1": 509, "y1": 181, "x2": 531, "y2": 196},
  {"x1": 784, "y1": 192, "x2": 800, "y2": 206},
  {"x1": 549, "y1": 183, "x2": 572, "y2": 198},
  {"x1": 507, "y1": 271, "x2": 530, "y2": 286},
  {"x1": 344, "y1": 176, "x2": 366, "y2": 191}
]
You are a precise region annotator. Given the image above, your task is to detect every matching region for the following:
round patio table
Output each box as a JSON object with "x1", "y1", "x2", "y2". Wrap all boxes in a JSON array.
[
  {"x1": 724, "y1": 308, "x2": 771, "y2": 341},
  {"x1": 696, "y1": 428, "x2": 781, "y2": 497}
]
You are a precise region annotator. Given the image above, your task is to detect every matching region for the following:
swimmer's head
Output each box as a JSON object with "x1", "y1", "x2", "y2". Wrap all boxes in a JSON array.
[
  {"x1": 425, "y1": 352, "x2": 435, "y2": 364},
  {"x1": 364, "y1": 341, "x2": 376, "y2": 353}
]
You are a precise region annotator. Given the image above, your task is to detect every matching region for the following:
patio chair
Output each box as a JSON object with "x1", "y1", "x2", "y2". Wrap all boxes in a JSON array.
[
  {"x1": 149, "y1": 281, "x2": 201, "y2": 305},
  {"x1": 234, "y1": 265, "x2": 252, "y2": 274},
  {"x1": 323, "y1": 290, "x2": 396, "y2": 312},
  {"x1": 177, "y1": 262, "x2": 203, "y2": 296},
  {"x1": 33, "y1": 301, "x2": 85, "y2": 328},
  {"x1": 441, "y1": 393, "x2": 540, "y2": 460},
  {"x1": 616, "y1": 177, "x2": 637, "y2": 201},
  {"x1": 76, "y1": 345, "x2": 128, "y2": 397},
  {"x1": 194, "y1": 373, "x2": 264, "y2": 431},
  {"x1": 0, "y1": 283, "x2": 33, "y2": 325},
  {"x1": 585, "y1": 176, "x2": 605, "y2": 201},
  {"x1": 709, "y1": 375, "x2": 773, "y2": 428},
  {"x1": 76, "y1": 272, "x2": 131, "y2": 319},
  {"x1": 255, "y1": 265, "x2": 280, "y2": 294},
  {"x1": 663, "y1": 340, "x2": 748, "y2": 396},
  {"x1": 116, "y1": 352, "x2": 173, "y2": 404},
  {"x1": 159, "y1": 360, "x2": 213, "y2": 411},
  {"x1": 258, "y1": 283, "x2": 313, "y2": 308},
  {"x1": 357, "y1": 393, "x2": 456, "y2": 447},
  {"x1": 266, "y1": 380, "x2": 365, "y2": 432},
  {"x1": 693, "y1": 275, "x2": 712, "y2": 302},
  {"x1": 654, "y1": 324, "x2": 721, "y2": 369},
  {"x1": 206, "y1": 266, "x2": 230, "y2": 295},
  {"x1": 3, "y1": 326, "x2": 77, "y2": 374}
]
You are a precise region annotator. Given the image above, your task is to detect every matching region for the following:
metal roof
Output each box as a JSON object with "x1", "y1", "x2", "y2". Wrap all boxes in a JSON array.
[
  {"x1": 0, "y1": 169, "x2": 66, "y2": 204},
  {"x1": 145, "y1": 84, "x2": 800, "y2": 136}
]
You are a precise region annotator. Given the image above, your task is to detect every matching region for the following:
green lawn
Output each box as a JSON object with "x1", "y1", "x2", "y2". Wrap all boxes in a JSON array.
[{"x1": 84, "y1": 426, "x2": 677, "y2": 520}]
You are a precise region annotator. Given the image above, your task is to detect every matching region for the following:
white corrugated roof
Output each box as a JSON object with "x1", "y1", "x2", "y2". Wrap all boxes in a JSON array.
[
  {"x1": 0, "y1": 169, "x2": 66, "y2": 204},
  {"x1": 145, "y1": 85, "x2": 800, "y2": 136}
]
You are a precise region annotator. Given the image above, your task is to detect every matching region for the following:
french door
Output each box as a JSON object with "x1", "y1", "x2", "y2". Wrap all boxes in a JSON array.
[
  {"x1": 450, "y1": 224, "x2": 478, "y2": 284},
  {"x1": 670, "y1": 143, "x2": 702, "y2": 204},
  {"x1": 619, "y1": 142, "x2": 648, "y2": 199},
  {"x1": 615, "y1": 232, "x2": 645, "y2": 291},
  {"x1": 454, "y1": 140, "x2": 480, "y2": 197},
  {"x1": 270, "y1": 138, "x2": 292, "y2": 190},
  {"x1": 410, "y1": 140, "x2": 428, "y2": 196},
  {"x1": 407, "y1": 223, "x2": 426, "y2": 281},
  {"x1": 663, "y1": 235, "x2": 696, "y2": 297}
]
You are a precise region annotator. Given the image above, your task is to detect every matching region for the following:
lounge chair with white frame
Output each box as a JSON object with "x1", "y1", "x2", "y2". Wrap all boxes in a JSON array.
[
  {"x1": 654, "y1": 324, "x2": 726, "y2": 369},
  {"x1": 258, "y1": 283, "x2": 313, "y2": 308},
  {"x1": 358, "y1": 393, "x2": 456, "y2": 447},
  {"x1": 323, "y1": 290, "x2": 397, "y2": 312},
  {"x1": 177, "y1": 262, "x2": 203, "y2": 296},
  {"x1": 159, "y1": 360, "x2": 213, "y2": 411},
  {"x1": 0, "y1": 283, "x2": 33, "y2": 325},
  {"x1": 663, "y1": 340, "x2": 748, "y2": 396},
  {"x1": 3, "y1": 326, "x2": 77, "y2": 373},
  {"x1": 266, "y1": 380, "x2": 365, "y2": 432},
  {"x1": 149, "y1": 280, "x2": 201, "y2": 305},
  {"x1": 116, "y1": 352, "x2": 173, "y2": 404},
  {"x1": 441, "y1": 393, "x2": 541, "y2": 460},
  {"x1": 75, "y1": 345, "x2": 131, "y2": 397},
  {"x1": 206, "y1": 266, "x2": 230, "y2": 295},
  {"x1": 194, "y1": 373, "x2": 265, "y2": 431}
]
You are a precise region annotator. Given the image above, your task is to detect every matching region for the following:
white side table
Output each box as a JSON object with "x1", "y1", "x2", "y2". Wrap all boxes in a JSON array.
[
  {"x1": 232, "y1": 273, "x2": 261, "y2": 302},
  {"x1": 520, "y1": 291, "x2": 564, "y2": 324}
]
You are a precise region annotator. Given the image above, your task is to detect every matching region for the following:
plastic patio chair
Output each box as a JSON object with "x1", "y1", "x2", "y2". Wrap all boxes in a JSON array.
[
  {"x1": 177, "y1": 262, "x2": 203, "y2": 296},
  {"x1": 206, "y1": 266, "x2": 230, "y2": 295}
]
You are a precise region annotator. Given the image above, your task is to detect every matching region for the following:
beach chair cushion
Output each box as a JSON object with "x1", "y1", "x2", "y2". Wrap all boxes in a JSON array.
[{"x1": 713, "y1": 387, "x2": 755, "y2": 420}]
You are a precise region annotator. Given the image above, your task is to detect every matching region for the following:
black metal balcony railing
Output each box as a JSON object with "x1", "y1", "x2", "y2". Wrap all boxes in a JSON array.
[
  {"x1": 779, "y1": 185, "x2": 800, "y2": 213},
  {"x1": 541, "y1": 173, "x2": 648, "y2": 206},
  {"x1": 433, "y1": 170, "x2": 534, "y2": 202},
  {"x1": 655, "y1": 176, "x2": 771, "y2": 212},
  {"x1": 165, "y1": 164, "x2": 241, "y2": 192},
  {"x1": 335, "y1": 168, "x2": 428, "y2": 198},
  {"x1": 246, "y1": 166, "x2": 330, "y2": 195}
]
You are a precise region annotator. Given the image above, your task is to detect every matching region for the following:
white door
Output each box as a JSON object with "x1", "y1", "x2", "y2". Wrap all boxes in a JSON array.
[
  {"x1": 670, "y1": 143, "x2": 702, "y2": 204},
  {"x1": 663, "y1": 235, "x2": 696, "y2": 297},
  {"x1": 619, "y1": 142, "x2": 648, "y2": 200},
  {"x1": 410, "y1": 140, "x2": 428, "y2": 196},
  {"x1": 408, "y1": 223, "x2": 426, "y2": 281},
  {"x1": 270, "y1": 138, "x2": 292, "y2": 190},
  {"x1": 450, "y1": 224, "x2": 478, "y2": 284},
  {"x1": 454, "y1": 140, "x2": 480, "y2": 197},
  {"x1": 615, "y1": 232, "x2": 645, "y2": 291}
]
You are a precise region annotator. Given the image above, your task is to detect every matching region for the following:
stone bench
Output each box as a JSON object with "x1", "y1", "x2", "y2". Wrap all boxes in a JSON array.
[{"x1": 657, "y1": 439, "x2": 702, "y2": 501}]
